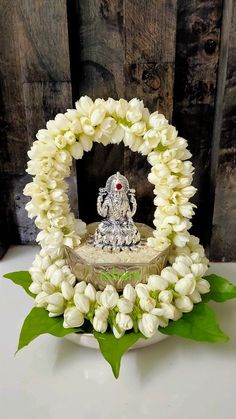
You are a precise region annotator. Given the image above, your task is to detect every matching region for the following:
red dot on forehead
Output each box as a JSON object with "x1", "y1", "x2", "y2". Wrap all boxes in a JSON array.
[{"x1": 116, "y1": 183, "x2": 123, "y2": 190}]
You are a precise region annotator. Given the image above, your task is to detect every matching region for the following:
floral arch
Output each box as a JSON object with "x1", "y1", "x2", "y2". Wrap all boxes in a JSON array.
[{"x1": 23, "y1": 96, "x2": 210, "y2": 338}]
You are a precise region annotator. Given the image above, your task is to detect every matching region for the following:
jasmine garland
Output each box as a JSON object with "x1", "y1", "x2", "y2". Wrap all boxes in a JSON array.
[{"x1": 23, "y1": 96, "x2": 210, "y2": 339}]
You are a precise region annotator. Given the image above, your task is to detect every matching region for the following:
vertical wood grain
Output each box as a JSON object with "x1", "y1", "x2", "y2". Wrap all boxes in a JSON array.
[
  {"x1": 69, "y1": 0, "x2": 177, "y2": 226},
  {"x1": 0, "y1": 0, "x2": 77, "y2": 248},
  {"x1": 0, "y1": 0, "x2": 28, "y2": 176},
  {"x1": 124, "y1": 0, "x2": 177, "y2": 118},
  {"x1": 210, "y1": 0, "x2": 236, "y2": 261},
  {"x1": 123, "y1": 0, "x2": 177, "y2": 226},
  {"x1": 68, "y1": 0, "x2": 126, "y2": 224},
  {"x1": 173, "y1": 0, "x2": 223, "y2": 250}
]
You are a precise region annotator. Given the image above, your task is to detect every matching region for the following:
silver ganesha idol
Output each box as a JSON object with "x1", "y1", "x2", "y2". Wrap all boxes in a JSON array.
[{"x1": 65, "y1": 173, "x2": 169, "y2": 290}]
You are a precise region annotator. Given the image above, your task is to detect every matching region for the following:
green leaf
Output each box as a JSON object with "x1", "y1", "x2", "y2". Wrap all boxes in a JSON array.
[
  {"x1": 159, "y1": 303, "x2": 229, "y2": 343},
  {"x1": 202, "y1": 274, "x2": 236, "y2": 302},
  {"x1": 93, "y1": 331, "x2": 142, "y2": 378},
  {"x1": 3, "y1": 271, "x2": 35, "y2": 298},
  {"x1": 18, "y1": 307, "x2": 82, "y2": 351}
]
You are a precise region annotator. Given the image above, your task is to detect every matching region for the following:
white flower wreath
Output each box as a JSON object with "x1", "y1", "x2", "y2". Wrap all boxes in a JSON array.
[{"x1": 23, "y1": 96, "x2": 210, "y2": 339}]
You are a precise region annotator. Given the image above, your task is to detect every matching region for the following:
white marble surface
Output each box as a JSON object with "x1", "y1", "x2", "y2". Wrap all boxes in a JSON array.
[{"x1": 0, "y1": 246, "x2": 236, "y2": 419}]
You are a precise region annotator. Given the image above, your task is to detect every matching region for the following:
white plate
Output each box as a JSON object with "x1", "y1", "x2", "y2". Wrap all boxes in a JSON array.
[{"x1": 65, "y1": 331, "x2": 168, "y2": 350}]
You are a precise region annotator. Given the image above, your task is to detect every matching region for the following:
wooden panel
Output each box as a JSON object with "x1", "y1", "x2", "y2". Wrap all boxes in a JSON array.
[
  {"x1": 69, "y1": 0, "x2": 177, "y2": 226},
  {"x1": 0, "y1": 0, "x2": 28, "y2": 176},
  {"x1": 124, "y1": 0, "x2": 177, "y2": 226},
  {"x1": 0, "y1": 0, "x2": 76, "y2": 248},
  {"x1": 172, "y1": 0, "x2": 223, "y2": 250},
  {"x1": 124, "y1": 0, "x2": 176, "y2": 63},
  {"x1": 124, "y1": 0, "x2": 177, "y2": 117},
  {"x1": 68, "y1": 0, "x2": 126, "y2": 224},
  {"x1": 0, "y1": 174, "x2": 38, "y2": 246},
  {"x1": 68, "y1": 0, "x2": 125, "y2": 99},
  {"x1": 16, "y1": 0, "x2": 70, "y2": 82},
  {"x1": 210, "y1": 0, "x2": 236, "y2": 261}
]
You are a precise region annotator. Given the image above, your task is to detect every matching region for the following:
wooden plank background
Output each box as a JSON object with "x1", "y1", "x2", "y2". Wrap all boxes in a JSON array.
[{"x1": 0, "y1": 0, "x2": 235, "y2": 261}]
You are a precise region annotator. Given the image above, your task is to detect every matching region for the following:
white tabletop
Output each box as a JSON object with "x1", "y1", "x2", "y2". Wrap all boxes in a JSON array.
[{"x1": 0, "y1": 246, "x2": 236, "y2": 419}]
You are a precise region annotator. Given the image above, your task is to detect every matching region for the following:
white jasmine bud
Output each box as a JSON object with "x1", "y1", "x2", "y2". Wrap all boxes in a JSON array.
[
  {"x1": 196, "y1": 279, "x2": 210, "y2": 294},
  {"x1": 139, "y1": 297, "x2": 156, "y2": 312},
  {"x1": 50, "y1": 269, "x2": 64, "y2": 286},
  {"x1": 173, "y1": 232, "x2": 189, "y2": 247},
  {"x1": 42, "y1": 282, "x2": 55, "y2": 295},
  {"x1": 189, "y1": 289, "x2": 202, "y2": 303},
  {"x1": 93, "y1": 316, "x2": 108, "y2": 333},
  {"x1": 151, "y1": 303, "x2": 176, "y2": 320},
  {"x1": 84, "y1": 283, "x2": 96, "y2": 302},
  {"x1": 161, "y1": 267, "x2": 179, "y2": 284},
  {"x1": 116, "y1": 99, "x2": 128, "y2": 119},
  {"x1": 29, "y1": 282, "x2": 42, "y2": 294},
  {"x1": 190, "y1": 252, "x2": 202, "y2": 263},
  {"x1": 74, "y1": 293, "x2": 90, "y2": 314},
  {"x1": 105, "y1": 97, "x2": 116, "y2": 114},
  {"x1": 74, "y1": 281, "x2": 87, "y2": 294},
  {"x1": 76, "y1": 96, "x2": 93, "y2": 115},
  {"x1": 47, "y1": 292, "x2": 64, "y2": 314},
  {"x1": 54, "y1": 113, "x2": 71, "y2": 131},
  {"x1": 158, "y1": 290, "x2": 173, "y2": 304},
  {"x1": 55, "y1": 135, "x2": 66, "y2": 149},
  {"x1": 147, "y1": 275, "x2": 168, "y2": 291},
  {"x1": 29, "y1": 268, "x2": 44, "y2": 284},
  {"x1": 61, "y1": 281, "x2": 74, "y2": 301},
  {"x1": 80, "y1": 117, "x2": 95, "y2": 136},
  {"x1": 191, "y1": 263, "x2": 208, "y2": 277},
  {"x1": 123, "y1": 284, "x2": 136, "y2": 302},
  {"x1": 35, "y1": 291, "x2": 48, "y2": 307},
  {"x1": 116, "y1": 313, "x2": 133, "y2": 331},
  {"x1": 46, "y1": 120, "x2": 60, "y2": 135},
  {"x1": 101, "y1": 286, "x2": 119, "y2": 309},
  {"x1": 113, "y1": 326, "x2": 125, "y2": 339},
  {"x1": 70, "y1": 142, "x2": 83, "y2": 159},
  {"x1": 79, "y1": 134, "x2": 93, "y2": 152},
  {"x1": 172, "y1": 307, "x2": 183, "y2": 321},
  {"x1": 149, "y1": 112, "x2": 168, "y2": 130},
  {"x1": 117, "y1": 298, "x2": 133, "y2": 314},
  {"x1": 130, "y1": 121, "x2": 146, "y2": 136},
  {"x1": 175, "y1": 296, "x2": 193, "y2": 313},
  {"x1": 39, "y1": 256, "x2": 51, "y2": 271},
  {"x1": 179, "y1": 203, "x2": 195, "y2": 218},
  {"x1": 63, "y1": 307, "x2": 84, "y2": 328},
  {"x1": 173, "y1": 262, "x2": 191, "y2": 277},
  {"x1": 45, "y1": 264, "x2": 58, "y2": 280},
  {"x1": 111, "y1": 124, "x2": 124, "y2": 144},
  {"x1": 90, "y1": 105, "x2": 106, "y2": 126},
  {"x1": 64, "y1": 130, "x2": 76, "y2": 145},
  {"x1": 144, "y1": 129, "x2": 160, "y2": 148},
  {"x1": 136, "y1": 283, "x2": 150, "y2": 299},
  {"x1": 175, "y1": 255, "x2": 193, "y2": 266},
  {"x1": 175, "y1": 274, "x2": 196, "y2": 296},
  {"x1": 138, "y1": 313, "x2": 159, "y2": 338},
  {"x1": 94, "y1": 306, "x2": 109, "y2": 321},
  {"x1": 96, "y1": 291, "x2": 102, "y2": 305},
  {"x1": 54, "y1": 259, "x2": 66, "y2": 269},
  {"x1": 126, "y1": 107, "x2": 142, "y2": 123}
]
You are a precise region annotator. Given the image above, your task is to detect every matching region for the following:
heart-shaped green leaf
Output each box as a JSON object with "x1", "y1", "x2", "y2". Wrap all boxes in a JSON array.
[
  {"x1": 202, "y1": 274, "x2": 236, "y2": 302},
  {"x1": 93, "y1": 331, "x2": 142, "y2": 378},
  {"x1": 18, "y1": 307, "x2": 82, "y2": 352},
  {"x1": 159, "y1": 303, "x2": 229, "y2": 343},
  {"x1": 3, "y1": 271, "x2": 34, "y2": 298}
]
